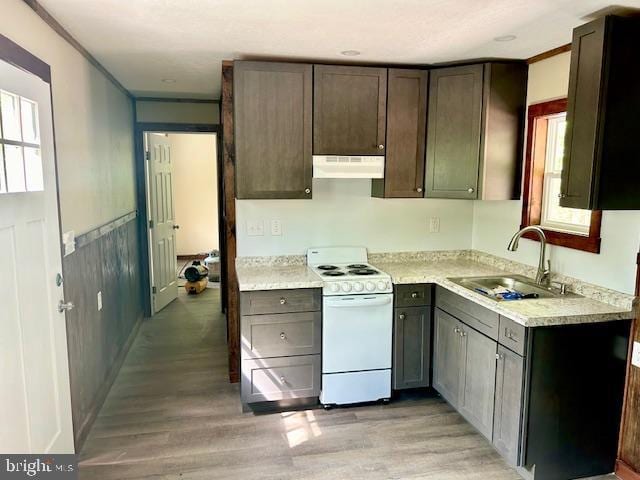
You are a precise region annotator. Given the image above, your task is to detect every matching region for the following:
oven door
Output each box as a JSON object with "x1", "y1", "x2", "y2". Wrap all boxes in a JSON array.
[{"x1": 322, "y1": 293, "x2": 393, "y2": 373}]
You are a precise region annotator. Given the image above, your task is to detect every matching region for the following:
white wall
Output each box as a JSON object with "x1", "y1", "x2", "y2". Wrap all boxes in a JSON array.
[
  {"x1": 136, "y1": 100, "x2": 219, "y2": 124},
  {"x1": 236, "y1": 179, "x2": 474, "y2": 256},
  {"x1": 1, "y1": 1, "x2": 136, "y2": 234},
  {"x1": 472, "y1": 52, "x2": 640, "y2": 295},
  {"x1": 169, "y1": 133, "x2": 218, "y2": 255}
]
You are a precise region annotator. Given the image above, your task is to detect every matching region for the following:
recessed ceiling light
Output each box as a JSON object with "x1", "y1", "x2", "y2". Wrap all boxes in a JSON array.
[
  {"x1": 340, "y1": 50, "x2": 361, "y2": 56},
  {"x1": 494, "y1": 35, "x2": 517, "y2": 42},
  {"x1": 162, "y1": 78, "x2": 176, "y2": 84}
]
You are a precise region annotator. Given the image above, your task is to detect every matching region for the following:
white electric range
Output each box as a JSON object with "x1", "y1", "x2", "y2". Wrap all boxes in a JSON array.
[{"x1": 307, "y1": 247, "x2": 393, "y2": 407}]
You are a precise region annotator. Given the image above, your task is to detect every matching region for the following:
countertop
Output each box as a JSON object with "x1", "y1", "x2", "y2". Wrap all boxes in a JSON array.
[{"x1": 235, "y1": 252, "x2": 636, "y2": 328}]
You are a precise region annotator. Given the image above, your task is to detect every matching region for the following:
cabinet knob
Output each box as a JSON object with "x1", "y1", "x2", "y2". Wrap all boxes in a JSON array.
[
  {"x1": 454, "y1": 327, "x2": 460, "y2": 333},
  {"x1": 460, "y1": 330, "x2": 466, "y2": 337},
  {"x1": 416, "y1": 187, "x2": 423, "y2": 193},
  {"x1": 496, "y1": 353, "x2": 503, "y2": 360},
  {"x1": 279, "y1": 376, "x2": 286, "y2": 384},
  {"x1": 411, "y1": 292, "x2": 418, "y2": 299},
  {"x1": 377, "y1": 144, "x2": 384, "y2": 150},
  {"x1": 279, "y1": 297, "x2": 286, "y2": 305},
  {"x1": 304, "y1": 188, "x2": 311, "y2": 194},
  {"x1": 280, "y1": 332, "x2": 286, "y2": 340},
  {"x1": 399, "y1": 313, "x2": 406, "y2": 320},
  {"x1": 467, "y1": 187, "x2": 475, "y2": 194},
  {"x1": 558, "y1": 193, "x2": 567, "y2": 198}
]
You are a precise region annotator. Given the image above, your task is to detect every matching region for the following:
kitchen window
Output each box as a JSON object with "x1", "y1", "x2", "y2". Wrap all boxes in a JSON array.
[
  {"x1": 0, "y1": 89, "x2": 44, "y2": 194},
  {"x1": 521, "y1": 99, "x2": 601, "y2": 253}
]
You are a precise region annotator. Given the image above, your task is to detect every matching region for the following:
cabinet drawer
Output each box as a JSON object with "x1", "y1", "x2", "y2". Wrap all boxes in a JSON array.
[
  {"x1": 435, "y1": 286, "x2": 499, "y2": 340},
  {"x1": 241, "y1": 355, "x2": 321, "y2": 403},
  {"x1": 241, "y1": 312, "x2": 321, "y2": 359},
  {"x1": 240, "y1": 289, "x2": 321, "y2": 315},
  {"x1": 498, "y1": 316, "x2": 527, "y2": 356},
  {"x1": 395, "y1": 284, "x2": 432, "y2": 307}
]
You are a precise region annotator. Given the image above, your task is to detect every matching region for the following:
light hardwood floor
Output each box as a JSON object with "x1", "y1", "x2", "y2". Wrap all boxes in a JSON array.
[{"x1": 79, "y1": 289, "x2": 618, "y2": 480}]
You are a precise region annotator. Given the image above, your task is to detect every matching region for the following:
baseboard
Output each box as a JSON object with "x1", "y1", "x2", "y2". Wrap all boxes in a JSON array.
[
  {"x1": 73, "y1": 313, "x2": 144, "y2": 451},
  {"x1": 616, "y1": 459, "x2": 640, "y2": 480}
]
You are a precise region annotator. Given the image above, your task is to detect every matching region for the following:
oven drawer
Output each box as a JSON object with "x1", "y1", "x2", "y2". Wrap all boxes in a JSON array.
[
  {"x1": 395, "y1": 284, "x2": 432, "y2": 307},
  {"x1": 241, "y1": 355, "x2": 321, "y2": 403},
  {"x1": 240, "y1": 289, "x2": 321, "y2": 315},
  {"x1": 241, "y1": 312, "x2": 321, "y2": 359}
]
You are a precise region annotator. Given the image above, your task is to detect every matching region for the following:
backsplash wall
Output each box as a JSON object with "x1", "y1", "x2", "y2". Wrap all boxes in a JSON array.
[{"x1": 236, "y1": 179, "x2": 475, "y2": 256}]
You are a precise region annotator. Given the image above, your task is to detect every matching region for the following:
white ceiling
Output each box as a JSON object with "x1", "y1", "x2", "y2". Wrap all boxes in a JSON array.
[{"x1": 38, "y1": 0, "x2": 640, "y2": 99}]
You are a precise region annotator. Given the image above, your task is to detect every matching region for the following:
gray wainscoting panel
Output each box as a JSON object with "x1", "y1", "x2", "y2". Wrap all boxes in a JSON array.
[{"x1": 62, "y1": 214, "x2": 143, "y2": 450}]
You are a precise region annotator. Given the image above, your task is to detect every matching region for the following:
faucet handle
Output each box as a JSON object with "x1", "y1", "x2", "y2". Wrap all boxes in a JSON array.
[
  {"x1": 551, "y1": 281, "x2": 568, "y2": 295},
  {"x1": 545, "y1": 259, "x2": 551, "y2": 274}
]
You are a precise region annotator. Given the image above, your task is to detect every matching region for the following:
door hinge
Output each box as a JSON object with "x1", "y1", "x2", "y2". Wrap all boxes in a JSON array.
[
  {"x1": 145, "y1": 150, "x2": 150, "y2": 161},
  {"x1": 152, "y1": 286, "x2": 157, "y2": 294},
  {"x1": 149, "y1": 219, "x2": 154, "y2": 229}
]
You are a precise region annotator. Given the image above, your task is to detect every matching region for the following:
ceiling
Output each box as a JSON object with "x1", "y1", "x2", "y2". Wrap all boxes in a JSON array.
[{"x1": 38, "y1": 0, "x2": 640, "y2": 99}]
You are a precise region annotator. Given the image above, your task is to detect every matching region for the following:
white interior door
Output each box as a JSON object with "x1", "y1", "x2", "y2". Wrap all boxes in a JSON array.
[
  {"x1": 0, "y1": 60, "x2": 74, "y2": 453},
  {"x1": 147, "y1": 133, "x2": 178, "y2": 313}
]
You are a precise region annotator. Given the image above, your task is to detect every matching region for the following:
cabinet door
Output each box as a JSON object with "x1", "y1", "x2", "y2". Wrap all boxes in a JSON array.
[
  {"x1": 433, "y1": 309, "x2": 461, "y2": 408},
  {"x1": 313, "y1": 65, "x2": 387, "y2": 155},
  {"x1": 458, "y1": 324, "x2": 497, "y2": 440},
  {"x1": 393, "y1": 306, "x2": 431, "y2": 390},
  {"x1": 425, "y1": 65, "x2": 483, "y2": 199},
  {"x1": 234, "y1": 61, "x2": 312, "y2": 199},
  {"x1": 560, "y1": 18, "x2": 607, "y2": 209},
  {"x1": 493, "y1": 345, "x2": 525, "y2": 467},
  {"x1": 373, "y1": 69, "x2": 428, "y2": 198}
]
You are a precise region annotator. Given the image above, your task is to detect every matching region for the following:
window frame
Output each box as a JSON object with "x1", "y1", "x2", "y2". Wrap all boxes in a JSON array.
[{"x1": 521, "y1": 98, "x2": 602, "y2": 254}]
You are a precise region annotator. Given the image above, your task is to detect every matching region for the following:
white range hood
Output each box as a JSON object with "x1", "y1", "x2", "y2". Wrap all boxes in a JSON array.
[{"x1": 313, "y1": 155, "x2": 385, "y2": 179}]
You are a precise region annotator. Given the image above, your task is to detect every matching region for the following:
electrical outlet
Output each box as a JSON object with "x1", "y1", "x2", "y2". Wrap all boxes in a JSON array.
[
  {"x1": 429, "y1": 217, "x2": 440, "y2": 233},
  {"x1": 97, "y1": 291, "x2": 103, "y2": 311},
  {"x1": 271, "y1": 219, "x2": 282, "y2": 236},
  {"x1": 246, "y1": 220, "x2": 264, "y2": 236},
  {"x1": 632, "y1": 341, "x2": 640, "y2": 368}
]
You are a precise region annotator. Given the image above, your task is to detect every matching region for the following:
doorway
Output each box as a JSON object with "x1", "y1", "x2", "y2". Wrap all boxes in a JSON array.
[{"x1": 136, "y1": 123, "x2": 224, "y2": 316}]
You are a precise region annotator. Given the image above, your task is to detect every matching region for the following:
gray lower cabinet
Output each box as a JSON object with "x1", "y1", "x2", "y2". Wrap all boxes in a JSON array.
[
  {"x1": 433, "y1": 309, "x2": 462, "y2": 407},
  {"x1": 240, "y1": 288, "x2": 322, "y2": 407},
  {"x1": 393, "y1": 306, "x2": 431, "y2": 389},
  {"x1": 493, "y1": 345, "x2": 525, "y2": 467},
  {"x1": 434, "y1": 307, "x2": 497, "y2": 440}
]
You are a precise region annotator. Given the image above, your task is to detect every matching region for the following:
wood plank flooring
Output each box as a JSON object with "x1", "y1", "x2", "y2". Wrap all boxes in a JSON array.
[{"x1": 79, "y1": 289, "x2": 618, "y2": 480}]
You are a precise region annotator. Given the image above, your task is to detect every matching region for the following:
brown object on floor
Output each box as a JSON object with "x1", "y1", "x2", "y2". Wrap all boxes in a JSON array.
[
  {"x1": 184, "y1": 277, "x2": 207, "y2": 295},
  {"x1": 615, "y1": 251, "x2": 640, "y2": 480}
]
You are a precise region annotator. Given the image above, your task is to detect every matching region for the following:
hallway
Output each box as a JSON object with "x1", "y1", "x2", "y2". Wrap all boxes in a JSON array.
[{"x1": 78, "y1": 288, "x2": 526, "y2": 480}]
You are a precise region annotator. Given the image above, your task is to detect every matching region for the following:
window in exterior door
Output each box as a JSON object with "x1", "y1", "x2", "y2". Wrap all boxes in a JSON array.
[{"x1": 0, "y1": 90, "x2": 43, "y2": 193}]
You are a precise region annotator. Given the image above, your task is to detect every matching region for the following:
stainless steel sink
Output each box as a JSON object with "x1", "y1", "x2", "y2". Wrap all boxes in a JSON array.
[{"x1": 448, "y1": 275, "x2": 581, "y2": 301}]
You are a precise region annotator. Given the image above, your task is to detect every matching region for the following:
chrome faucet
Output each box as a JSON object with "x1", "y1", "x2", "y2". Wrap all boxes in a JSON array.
[{"x1": 507, "y1": 226, "x2": 551, "y2": 286}]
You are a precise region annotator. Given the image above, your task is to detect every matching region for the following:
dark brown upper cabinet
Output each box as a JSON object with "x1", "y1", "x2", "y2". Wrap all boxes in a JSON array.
[
  {"x1": 234, "y1": 61, "x2": 312, "y2": 199},
  {"x1": 425, "y1": 62, "x2": 527, "y2": 200},
  {"x1": 372, "y1": 69, "x2": 428, "y2": 198},
  {"x1": 313, "y1": 65, "x2": 387, "y2": 155},
  {"x1": 561, "y1": 15, "x2": 640, "y2": 210}
]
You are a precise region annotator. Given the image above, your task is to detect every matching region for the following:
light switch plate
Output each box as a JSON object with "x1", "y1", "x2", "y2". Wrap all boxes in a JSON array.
[
  {"x1": 97, "y1": 291, "x2": 103, "y2": 311},
  {"x1": 632, "y1": 341, "x2": 640, "y2": 368},
  {"x1": 271, "y1": 220, "x2": 282, "y2": 236},
  {"x1": 62, "y1": 230, "x2": 76, "y2": 256},
  {"x1": 247, "y1": 220, "x2": 264, "y2": 236}
]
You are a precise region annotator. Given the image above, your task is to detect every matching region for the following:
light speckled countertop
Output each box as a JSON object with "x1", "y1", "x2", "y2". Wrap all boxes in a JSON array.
[{"x1": 236, "y1": 251, "x2": 636, "y2": 328}]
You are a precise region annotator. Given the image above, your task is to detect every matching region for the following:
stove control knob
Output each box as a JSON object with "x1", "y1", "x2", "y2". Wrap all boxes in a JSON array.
[
  {"x1": 353, "y1": 282, "x2": 364, "y2": 292},
  {"x1": 341, "y1": 283, "x2": 352, "y2": 292},
  {"x1": 377, "y1": 280, "x2": 388, "y2": 291},
  {"x1": 329, "y1": 283, "x2": 340, "y2": 293},
  {"x1": 365, "y1": 281, "x2": 376, "y2": 292}
]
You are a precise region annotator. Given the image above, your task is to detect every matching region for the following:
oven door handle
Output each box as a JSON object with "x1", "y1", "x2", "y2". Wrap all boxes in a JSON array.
[{"x1": 325, "y1": 296, "x2": 392, "y2": 308}]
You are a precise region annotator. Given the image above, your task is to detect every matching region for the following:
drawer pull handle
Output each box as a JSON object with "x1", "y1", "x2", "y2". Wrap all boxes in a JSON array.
[
  {"x1": 279, "y1": 298, "x2": 287, "y2": 305},
  {"x1": 280, "y1": 332, "x2": 287, "y2": 340},
  {"x1": 505, "y1": 329, "x2": 517, "y2": 341},
  {"x1": 496, "y1": 353, "x2": 504, "y2": 360},
  {"x1": 411, "y1": 292, "x2": 419, "y2": 299},
  {"x1": 454, "y1": 327, "x2": 460, "y2": 333},
  {"x1": 460, "y1": 331, "x2": 467, "y2": 337}
]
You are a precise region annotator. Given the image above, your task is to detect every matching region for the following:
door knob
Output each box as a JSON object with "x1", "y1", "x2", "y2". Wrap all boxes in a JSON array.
[
  {"x1": 172, "y1": 225, "x2": 180, "y2": 229},
  {"x1": 58, "y1": 300, "x2": 74, "y2": 313}
]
